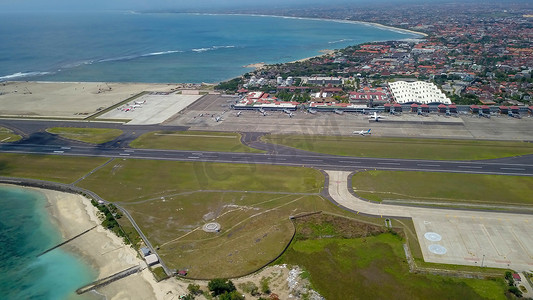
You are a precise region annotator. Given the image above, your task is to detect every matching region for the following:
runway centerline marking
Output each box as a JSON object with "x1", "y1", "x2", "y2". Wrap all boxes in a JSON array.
[
  {"x1": 417, "y1": 164, "x2": 440, "y2": 167},
  {"x1": 500, "y1": 167, "x2": 525, "y2": 171},
  {"x1": 458, "y1": 166, "x2": 482, "y2": 169},
  {"x1": 378, "y1": 162, "x2": 401, "y2": 165}
]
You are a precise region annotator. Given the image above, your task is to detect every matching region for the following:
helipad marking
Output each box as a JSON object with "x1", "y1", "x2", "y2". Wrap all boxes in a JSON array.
[
  {"x1": 428, "y1": 244, "x2": 447, "y2": 255},
  {"x1": 424, "y1": 232, "x2": 442, "y2": 242}
]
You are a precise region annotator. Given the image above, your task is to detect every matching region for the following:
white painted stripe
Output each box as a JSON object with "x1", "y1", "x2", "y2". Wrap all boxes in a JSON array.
[
  {"x1": 458, "y1": 166, "x2": 482, "y2": 169},
  {"x1": 378, "y1": 162, "x2": 400, "y2": 165},
  {"x1": 417, "y1": 164, "x2": 440, "y2": 167},
  {"x1": 500, "y1": 167, "x2": 525, "y2": 171}
]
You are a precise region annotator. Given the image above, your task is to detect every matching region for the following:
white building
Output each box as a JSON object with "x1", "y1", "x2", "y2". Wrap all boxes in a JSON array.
[
  {"x1": 388, "y1": 81, "x2": 451, "y2": 104},
  {"x1": 304, "y1": 76, "x2": 343, "y2": 86},
  {"x1": 145, "y1": 254, "x2": 159, "y2": 266}
]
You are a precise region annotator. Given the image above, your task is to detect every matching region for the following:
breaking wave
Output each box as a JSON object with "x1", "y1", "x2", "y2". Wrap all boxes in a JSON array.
[
  {"x1": 0, "y1": 71, "x2": 51, "y2": 81},
  {"x1": 328, "y1": 38, "x2": 353, "y2": 44},
  {"x1": 192, "y1": 45, "x2": 235, "y2": 53}
]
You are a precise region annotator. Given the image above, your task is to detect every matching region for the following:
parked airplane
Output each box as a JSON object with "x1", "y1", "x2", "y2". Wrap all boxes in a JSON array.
[
  {"x1": 308, "y1": 108, "x2": 317, "y2": 114},
  {"x1": 288, "y1": 112, "x2": 294, "y2": 118},
  {"x1": 368, "y1": 112, "x2": 385, "y2": 121},
  {"x1": 236, "y1": 111, "x2": 242, "y2": 117},
  {"x1": 258, "y1": 108, "x2": 267, "y2": 116},
  {"x1": 215, "y1": 116, "x2": 223, "y2": 122},
  {"x1": 134, "y1": 100, "x2": 146, "y2": 105},
  {"x1": 334, "y1": 109, "x2": 344, "y2": 115},
  {"x1": 353, "y1": 129, "x2": 371, "y2": 136}
]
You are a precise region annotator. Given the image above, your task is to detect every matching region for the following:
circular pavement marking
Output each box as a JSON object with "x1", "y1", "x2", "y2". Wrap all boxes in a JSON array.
[
  {"x1": 428, "y1": 244, "x2": 447, "y2": 255},
  {"x1": 424, "y1": 232, "x2": 442, "y2": 242},
  {"x1": 203, "y1": 222, "x2": 221, "y2": 233}
]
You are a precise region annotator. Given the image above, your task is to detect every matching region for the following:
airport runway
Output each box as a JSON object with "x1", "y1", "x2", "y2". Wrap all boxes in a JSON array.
[
  {"x1": 1, "y1": 119, "x2": 533, "y2": 176},
  {"x1": 2, "y1": 141, "x2": 533, "y2": 177}
]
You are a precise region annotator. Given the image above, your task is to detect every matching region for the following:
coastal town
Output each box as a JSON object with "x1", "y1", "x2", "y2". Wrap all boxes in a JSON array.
[
  {"x1": 217, "y1": 1, "x2": 532, "y2": 114},
  {"x1": 2, "y1": 1, "x2": 533, "y2": 300}
]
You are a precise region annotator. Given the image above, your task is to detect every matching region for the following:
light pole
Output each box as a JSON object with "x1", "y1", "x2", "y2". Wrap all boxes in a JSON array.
[{"x1": 481, "y1": 254, "x2": 485, "y2": 267}]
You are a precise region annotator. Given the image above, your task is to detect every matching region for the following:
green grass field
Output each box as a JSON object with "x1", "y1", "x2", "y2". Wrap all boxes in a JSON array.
[
  {"x1": 0, "y1": 127, "x2": 22, "y2": 143},
  {"x1": 130, "y1": 131, "x2": 263, "y2": 153},
  {"x1": 76, "y1": 160, "x2": 327, "y2": 278},
  {"x1": 262, "y1": 134, "x2": 533, "y2": 160},
  {"x1": 46, "y1": 127, "x2": 123, "y2": 144},
  {"x1": 0, "y1": 153, "x2": 109, "y2": 183},
  {"x1": 77, "y1": 159, "x2": 324, "y2": 203},
  {"x1": 352, "y1": 171, "x2": 533, "y2": 207},
  {"x1": 278, "y1": 216, "x2": 508, "y2": 300},
  {"x1": 123, "y1": 192, "x2": 338, "y2": 278}
]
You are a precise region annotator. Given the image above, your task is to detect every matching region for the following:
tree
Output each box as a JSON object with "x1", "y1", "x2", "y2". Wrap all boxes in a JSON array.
[
  {"x1": 219, "y1": 290, "x2": 245, "y2": 300},
  {"x1": 208, "y1": 278, "x2": 236, "y2": 297},
  {"x1": 508, "y1": 286, "x2": 522, "y2": 298},
  {"x1": 187, "y1": 283, "x2": 202, "y2": 296}
]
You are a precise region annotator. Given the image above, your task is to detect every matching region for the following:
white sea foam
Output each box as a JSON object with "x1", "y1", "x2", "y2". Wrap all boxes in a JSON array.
[
  {"x1": 141, "y1": 50, "x2": 183, "y2": 57},
  {"x1": 96, "y1": 50, "x2": 184, "y2": 63},
  {"x1": 0, "y1": 71, "x2": 51, "y2": 81},
  {"x1": 328, "y1": 38, "x2": 353, "y2": 44},
  {"x1": 192, "y1": 45, "x2": 235, "y2": 53}
]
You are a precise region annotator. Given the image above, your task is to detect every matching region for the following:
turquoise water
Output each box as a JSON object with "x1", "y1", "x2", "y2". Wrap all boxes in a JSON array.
[
  {"x1": 0, "y1": 12, "x2": 421, "y2": 83},
  {"x1": 0, "y1": 186, "x2": 96, "y2": 300}
]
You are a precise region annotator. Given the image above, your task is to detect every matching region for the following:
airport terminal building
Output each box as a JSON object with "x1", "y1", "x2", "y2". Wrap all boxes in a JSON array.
[{"x1": 389, "y1": 81, "x2": 451, "y2": 104}]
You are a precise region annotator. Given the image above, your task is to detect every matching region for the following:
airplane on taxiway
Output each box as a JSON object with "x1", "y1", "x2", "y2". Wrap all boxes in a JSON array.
[{"x1": 353, "y1": 129, "x2": 371, "y2": 136}]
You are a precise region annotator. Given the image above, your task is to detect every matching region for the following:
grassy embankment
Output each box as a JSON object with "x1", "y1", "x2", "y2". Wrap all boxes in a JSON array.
[
  {"x1": 0, "y1": 127, "x2": 22, "y2": 143},
  {"x1": 262, "y1": 134, "x2": 533, "y2": 160},
  {"x1": 46, "y1": 127, "x2": 123, "y2": 144},
  {"x1": 130, "y1": 131, "x2": 264, "y2": 153},
  {"x1": 277, "y1": 214, "x2": 508, "y2": 300},
  {"x1": 352, "y1": 170, "x2": 533, "y2": 208}
]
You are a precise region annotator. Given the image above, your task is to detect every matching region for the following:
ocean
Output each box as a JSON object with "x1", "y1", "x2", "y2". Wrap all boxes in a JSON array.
[
  {"x1": 0, "y1": 11, "x2": 420, "y2": 83},
  {"x1": 0, "y1": 186, "x2": 96, "y2": 300}
]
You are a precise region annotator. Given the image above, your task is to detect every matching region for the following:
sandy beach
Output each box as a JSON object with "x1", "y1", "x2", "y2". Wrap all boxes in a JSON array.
[
  {"x1": 10, "y1": 186, "x2": 311, "y2": 300},
  {"x1": 221, "y1": 13, "x2": 428, "y2": 37},
  {"x1": 15, "y1": 186, "x2": 190, "y2": 300}
]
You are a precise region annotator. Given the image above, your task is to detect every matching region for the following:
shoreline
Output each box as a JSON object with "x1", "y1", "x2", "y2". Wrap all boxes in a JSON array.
[
  {"x1": 3, "y1": 183, "x2": 306, "y2": 299},
  {"x1": 192, "y1": 12, "x2": 428, "y2": 37},
  {"x1": 4, "y1": 184, "x2": 189, "y2": 299}
]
